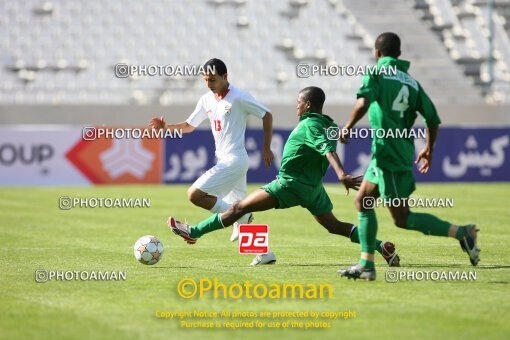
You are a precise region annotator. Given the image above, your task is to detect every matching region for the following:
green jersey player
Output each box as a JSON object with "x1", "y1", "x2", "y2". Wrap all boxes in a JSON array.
[
  {"x1": 169, "y1": 86, "x2": 400, "y2": 267},
  {"x1": 338, "y1": 32, "x2": 479, "y2": 281}
]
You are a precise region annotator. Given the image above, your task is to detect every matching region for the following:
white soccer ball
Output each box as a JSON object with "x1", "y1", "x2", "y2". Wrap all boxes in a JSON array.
[{"x1": 134, "y1": 235, "x2": 164, "y2": 265}]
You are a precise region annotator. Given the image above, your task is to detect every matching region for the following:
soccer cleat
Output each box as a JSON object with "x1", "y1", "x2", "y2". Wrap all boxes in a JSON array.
[
  {"x1": 381, "y1": 241, "x2": 400, "y2": 267},
  {"x1": 338, "y1": 264, "x2": 376, "y2": 281},
  {"x1": 167, "y1": 217, "x2": 197, "y2": 245},
  {"x1": 230, "y1": 213, "x2": 254, "y2": 242},
  {"x1": 459, "y1": 224, "x2": 480, "y2": 266},
  {"x1": 250, "y1": 251, "x2": 277, "y2": 266}
]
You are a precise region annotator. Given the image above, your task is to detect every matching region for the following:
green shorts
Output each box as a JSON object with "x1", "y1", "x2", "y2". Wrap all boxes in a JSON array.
[
  {"x1": 364, "y1": 160, "x2": 416, "y2": 199},
  {"x1": 261, "y1": 176, "x2": 333, "y2": 216}
]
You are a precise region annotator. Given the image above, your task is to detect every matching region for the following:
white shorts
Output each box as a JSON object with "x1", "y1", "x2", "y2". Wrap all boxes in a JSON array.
[{"x1": 192, "y1": 154, "x2": 249, "y2": 203}]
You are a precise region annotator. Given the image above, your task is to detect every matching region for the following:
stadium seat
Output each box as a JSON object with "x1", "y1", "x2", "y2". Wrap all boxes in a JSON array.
[{"x1": 0, "y1": 0, "x2": 508, "y2": 104}]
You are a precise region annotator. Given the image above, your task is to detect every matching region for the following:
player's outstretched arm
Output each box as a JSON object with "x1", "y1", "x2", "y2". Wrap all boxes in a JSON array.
[
  {"x1": 415, "y1": 124, "x2": 439, "y2": 173},
  {"x1": 341, "y1": 97, "x2": 371, "y2": 143},
  {"x1": 148, "y1": 116, "x2": 196, "y2": 134},
  {"x1": 261, "y1": 112, "x2": 274, "y2": 168},
  {"x1": 326, "y1": 152, "x2": 362, "y2": 194}
]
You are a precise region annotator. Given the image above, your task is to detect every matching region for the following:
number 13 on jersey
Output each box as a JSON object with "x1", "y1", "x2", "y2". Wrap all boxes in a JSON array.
[{"x1": 214, "y1": 119, "x2": 222, "y2": 131}]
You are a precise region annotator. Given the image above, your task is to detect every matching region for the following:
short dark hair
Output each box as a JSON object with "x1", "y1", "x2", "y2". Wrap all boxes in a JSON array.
[
  {"x1": 203, "y1": 58, "x2": 227, "y2": 76},
  {"x1": 375, "y1": 32, "x2": 401, "y2": 58},
  {"x1": 299, "y1": 86, "x2": 326, "y2": 111}
]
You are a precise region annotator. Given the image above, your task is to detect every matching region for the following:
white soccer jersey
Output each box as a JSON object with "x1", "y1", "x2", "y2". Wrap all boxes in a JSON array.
[{"x1": 186, "y1": 85, "x2": 269, "y2": 159}]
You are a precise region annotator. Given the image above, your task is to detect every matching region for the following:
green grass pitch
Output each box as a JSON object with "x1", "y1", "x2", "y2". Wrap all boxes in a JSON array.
[{"x1": 1, "y1": 183, "x2": 509, "y2": 339}]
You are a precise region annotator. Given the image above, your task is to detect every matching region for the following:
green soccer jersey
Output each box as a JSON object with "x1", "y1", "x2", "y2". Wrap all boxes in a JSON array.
[
  {"x1": 357, "y1": 56, "x2": 441, "y2": 172},
  {"x1": 279, "y1": 112, "x2": 338, "y2": 186}
]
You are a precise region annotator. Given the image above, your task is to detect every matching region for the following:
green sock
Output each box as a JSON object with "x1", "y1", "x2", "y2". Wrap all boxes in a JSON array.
[
  {"x1": 406, "y1": 212, "x2": 452, "y2": 238},
  {"x1": 358, "y1": 211, "x2": 377, "y2": 269},
  {"x1": 359, "y1": 259, "x2": 375, "y2": 269},
  {"x1": 189, "y1": 213, "x2": 224, "y2": 238},
  {"x1": 455, "y1": 226, "x2": 466, "y2": 240},
  {"x1": 350, "y1": 226, "x2": 383, "y2": 255}
]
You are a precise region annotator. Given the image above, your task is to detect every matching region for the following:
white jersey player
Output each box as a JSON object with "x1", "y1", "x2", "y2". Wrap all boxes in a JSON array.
[{"x1": 149, "y1": 58, "x2": 276, "y2": 265}]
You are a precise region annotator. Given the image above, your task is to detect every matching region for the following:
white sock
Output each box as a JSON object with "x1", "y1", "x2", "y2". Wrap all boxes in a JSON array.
[{"x1": 210, "y1": 197, "x2": 230, "y2": 214}]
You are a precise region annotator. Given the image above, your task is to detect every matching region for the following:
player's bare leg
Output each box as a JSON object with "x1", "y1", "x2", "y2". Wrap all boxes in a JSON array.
[
  {"x1": 169, "y1": 189, "x2": 276, "y2": 243},
  {"x1": 169, "y1": 189, "x2": 277, "y2": 264},
  {"x1": 388, "y1": 204, "x2": 480, "y2": 265},
  {"x1": 227, "y1": 181, "x2": 254, "y2": 242},
  {"x1": 220, "y1": 189, "x2": 277, "y2": 226},
  {"x1": 187, "y1": 186, "x2": 253, "y2": 242},
  {"x1": 314, "y1": 212, "x2": 400, "y2": 267},
  {"x1": 187, "y1": 186, "x2": 217, "y2": 210},
  {"x1": 313, "y1": 212, "x2": 354, "y2": 237},
  {"x1": 339, "y1": 179, "x2": 380, "y2": 280}
]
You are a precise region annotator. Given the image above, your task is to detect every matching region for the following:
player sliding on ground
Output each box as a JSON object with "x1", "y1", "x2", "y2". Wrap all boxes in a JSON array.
[
  {"x1": 149, "y1": 58, "x2": 276, "y2": 265},
  {"x1": 169, "y1": 86, "x2": 401, "y2": 267},
  {"x1": 338, "y1": 32, "x2": 480, "y2": 281}
]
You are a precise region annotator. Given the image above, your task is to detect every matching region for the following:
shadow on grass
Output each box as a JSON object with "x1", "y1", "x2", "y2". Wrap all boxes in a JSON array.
[
  {"x1": 401, "y1": 264, "x2": 464, "y2": 268},
  {"x1": 151, "y1": 263, "x2": 342, "y2": 269},
  {"x1": 474, "y1": 265, "x2": 510, "y2": 270},
  {"x1": 150, "y1": 264, "x2": 510, "y2": 270},
  {"x1": 398, "y1": 264, "x2": 510, "y2": 269}
]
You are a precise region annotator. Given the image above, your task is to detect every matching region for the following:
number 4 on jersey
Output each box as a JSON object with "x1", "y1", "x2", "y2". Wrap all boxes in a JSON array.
[{"x1": 392, "y1": 85, "x2": 409, "y2": 118}]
